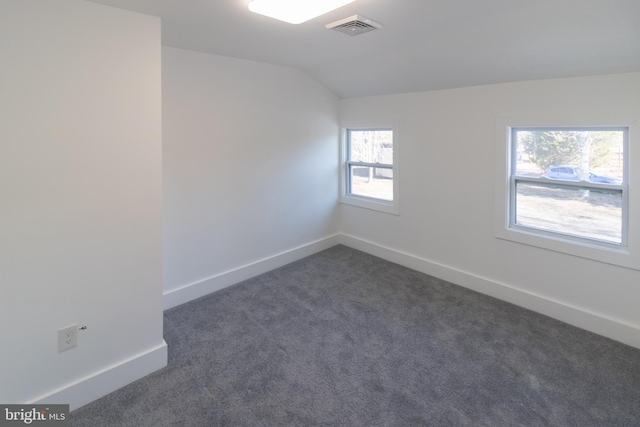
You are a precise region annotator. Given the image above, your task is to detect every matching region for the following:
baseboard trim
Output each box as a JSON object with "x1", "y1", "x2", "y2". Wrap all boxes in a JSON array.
[
  {"x1": 41, "y1": 233, "x2": 635, "y2": 411},
  {"x1": 163, "y1": 234, "x2": 342, "y2": 310},
  {"x1": 339, "y1": 233, "x2": 640, "y2": 349},
  {"x1": 33, "y1": 340, "x2": 168, "y2": 411}
]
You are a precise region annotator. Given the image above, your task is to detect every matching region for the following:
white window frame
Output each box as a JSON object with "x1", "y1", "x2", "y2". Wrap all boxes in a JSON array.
[
  {"x1": 340, "y1": 121, "x2": 400, "y2": 215},
  {"x1": 509, "y1": 126, "x2": 628, "y2": 247},
  {"x1": 495, "y1": 110, "x2": 640, "y2": 271}
]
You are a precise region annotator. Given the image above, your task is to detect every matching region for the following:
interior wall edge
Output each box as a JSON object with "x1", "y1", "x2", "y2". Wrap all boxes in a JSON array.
[
  {"x1": 33, "y1": 340, "x2": 168, "y2": 411},
  {"x1": 338, "y1": 233, "x2": 640, "y2": 350},
  {"x1": 163, "y1": 234, "x2": 342, "y2": 310}
]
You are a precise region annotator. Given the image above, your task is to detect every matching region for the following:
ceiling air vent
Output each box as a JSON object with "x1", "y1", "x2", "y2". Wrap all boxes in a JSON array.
[{"x1": 325, "y1": 15, "x2": 382, "y2": 36}]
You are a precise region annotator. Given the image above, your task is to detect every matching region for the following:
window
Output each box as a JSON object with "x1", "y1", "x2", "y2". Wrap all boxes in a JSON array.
[
  {"x1": 510, "y1": 127, "x2": 627, "y2": 247},
  {"x1": 340, "y1": 125, "x2": 399, "y2": 214},
  {"x1": 495, "y1": 111, "x2": 640, "y2": 270},
  {"x1": 347, "y1": 129, "x2": 393, "y2": 200}
]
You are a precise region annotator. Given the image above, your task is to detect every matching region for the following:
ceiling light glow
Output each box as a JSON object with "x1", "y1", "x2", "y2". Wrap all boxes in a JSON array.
[{"x1": 248, "y1": 0, "x2": 356, "y2": 24}]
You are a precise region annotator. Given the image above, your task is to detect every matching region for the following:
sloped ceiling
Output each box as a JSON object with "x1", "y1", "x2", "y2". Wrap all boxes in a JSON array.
[{"x1": 87, "y1": 0, "x2": 640, "y2": 98}]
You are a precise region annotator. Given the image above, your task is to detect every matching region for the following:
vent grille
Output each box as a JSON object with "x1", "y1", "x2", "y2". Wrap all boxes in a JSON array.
[{"x1": 325, "y1": 15, "x2": 382, "y2": 36}]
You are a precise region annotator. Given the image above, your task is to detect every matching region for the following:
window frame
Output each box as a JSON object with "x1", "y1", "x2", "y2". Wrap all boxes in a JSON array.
[
  {"x1": 509, "y1": 126, "x2": 628, "y2": 248},
  {"x1": 340, "y1": 122, "x2": 399, "y2": 215},
  {"x1": 495, "y1": 111, "x2": 640, "y2": 271}
]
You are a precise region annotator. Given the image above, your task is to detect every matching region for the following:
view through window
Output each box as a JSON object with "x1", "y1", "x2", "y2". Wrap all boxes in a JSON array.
[
  {"x1": 347, "y1": 129, "x2": 394, "y2": 201},
  {"x1": 510, "y1": 127, "x2": 626, "y2": 246}
]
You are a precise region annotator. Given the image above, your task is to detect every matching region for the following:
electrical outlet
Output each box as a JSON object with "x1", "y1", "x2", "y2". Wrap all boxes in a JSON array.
[{"x1": 58, "y1": 324, "x2": 77, "y2": 352}]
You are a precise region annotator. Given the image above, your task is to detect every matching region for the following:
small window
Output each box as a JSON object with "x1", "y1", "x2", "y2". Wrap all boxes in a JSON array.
[
  {"x1": 340, "y1": 125, "x2": 399, "y2": 214},
  {"x1": 347, "y1": 129, "x2": 393, "y2": 200},
  {"x1": 509, "y1": 127, "x2": 627, "y2": 247}
]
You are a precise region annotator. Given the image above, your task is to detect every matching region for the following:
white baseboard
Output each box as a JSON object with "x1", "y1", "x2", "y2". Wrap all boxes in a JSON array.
[
  {"x1": 34, "y1": 340, "x2": 168, "y2": 411},
  {"x1": 339, "y1": 233, "x2": 640, "y2": 350},
  {"x1": 163, "y1": 234, "x2": 342, "y2": 310},
  {"x1": 34, "y1": 233, "x2": 636, "y2": 412}
]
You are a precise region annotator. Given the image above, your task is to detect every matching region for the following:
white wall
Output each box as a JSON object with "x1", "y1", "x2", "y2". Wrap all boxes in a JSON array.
[
  {"x1": 0, "y1": 0, "x2": 166, "y2": 409},
  {"x1": 340, "y1": 72, "x2": 640, "y2": 348},
  {"x1": 162, "y1": 47, "x2": 340, "y2": 308},
  {"x1": 2, "y1": 0, "x2": 634, "y2": 411}
]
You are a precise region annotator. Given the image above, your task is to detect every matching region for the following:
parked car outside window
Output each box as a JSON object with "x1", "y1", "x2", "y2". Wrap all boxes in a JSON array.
[{"x1": 541, "y1": 165, "x2": 622, "y2": 184}]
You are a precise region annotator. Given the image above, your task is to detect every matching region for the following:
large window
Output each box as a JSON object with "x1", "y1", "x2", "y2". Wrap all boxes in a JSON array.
[
  {"x1": 510, "y1": 127, "x2": 627, "y2": 247},
  {"x1": 495, "y1": 112, "x2": 640, "y2": 270},
  {"x1": 341, "y1": 125, "x2": 399, "y2": 214}
]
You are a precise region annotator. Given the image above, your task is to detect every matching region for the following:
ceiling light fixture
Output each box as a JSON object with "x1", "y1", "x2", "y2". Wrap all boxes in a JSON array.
[{"x1": 248, "y1": 0, "x2": 356, "y2": 25}]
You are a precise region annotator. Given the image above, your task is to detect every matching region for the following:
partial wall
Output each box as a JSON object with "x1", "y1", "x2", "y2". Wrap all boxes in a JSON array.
[
  {"x1": 340, "y1": 73, "x2": 640, "y2": 349},
  {"x1": 0, "y1": 0, "x2": 165, "y2": 409},
  {"x1": 162, "y1": 47, "x2": 340, "y2": 307}
]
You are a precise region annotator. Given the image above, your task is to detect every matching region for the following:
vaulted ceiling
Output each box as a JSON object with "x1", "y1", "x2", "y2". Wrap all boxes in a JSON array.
[{"x1": 87, "y1": 0, "x2": 640, "y2": 98}]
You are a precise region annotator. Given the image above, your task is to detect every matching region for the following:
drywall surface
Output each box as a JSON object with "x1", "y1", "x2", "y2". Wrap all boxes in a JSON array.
[
  {"x1": 340, "y1": 72, "x2": 640, "y2": 347},
  {"x1": 162, "y1": 47, "x2": 340, "y2": 304},
  {"x1": 0, "y1": 0, "x2": 165, "y2": 408}
]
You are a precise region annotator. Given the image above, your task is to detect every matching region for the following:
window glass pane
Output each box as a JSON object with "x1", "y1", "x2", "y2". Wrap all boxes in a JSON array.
[
  {"x1": 515, "y1": 181, "x2": 622, "y2": 244},
  {"x1": 513, "y1": 129, "x2": 624, "y2": 184},
  {"x1": 349, "y1": 130, "x2": 393, "y2": 164},
  {"x1": 349, "y1": 166, "x2": 393, "y2": 201}
]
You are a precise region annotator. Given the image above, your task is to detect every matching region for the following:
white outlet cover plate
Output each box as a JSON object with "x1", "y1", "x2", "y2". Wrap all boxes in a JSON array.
[{"x1": 58, "y1": 324, "x2": 77, "y2": 352}]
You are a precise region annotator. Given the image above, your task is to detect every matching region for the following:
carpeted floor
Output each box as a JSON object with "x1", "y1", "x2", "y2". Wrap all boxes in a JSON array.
[{"x1": 71, "y1": 245, "x2": 640, "y2": 426}]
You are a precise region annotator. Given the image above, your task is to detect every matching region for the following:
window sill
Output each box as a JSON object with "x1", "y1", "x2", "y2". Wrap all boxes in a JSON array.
[
  {"x1": 495, "y1": 224, "x2": 638, "y2": 271},
  {"x1": 340, "y1": 194, "x2": 400, "y2": 215}
]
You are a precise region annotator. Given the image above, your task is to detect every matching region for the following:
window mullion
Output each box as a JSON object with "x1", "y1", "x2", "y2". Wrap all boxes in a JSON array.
[
  {"x1": 349, "y1": 161, "x2": 392, "y2": 168},
  {"x1": 514, "y1": 176, "x2": 623, "y2": 192}
]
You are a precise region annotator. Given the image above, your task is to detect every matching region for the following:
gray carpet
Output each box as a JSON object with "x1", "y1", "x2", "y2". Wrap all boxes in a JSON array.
[{"x1": 71, "y1": 245, "x2": 640, "y2": 426}]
